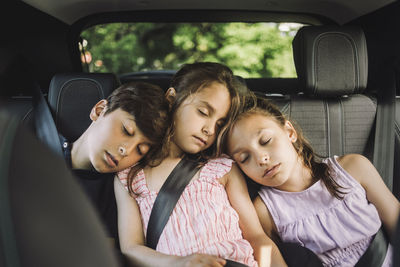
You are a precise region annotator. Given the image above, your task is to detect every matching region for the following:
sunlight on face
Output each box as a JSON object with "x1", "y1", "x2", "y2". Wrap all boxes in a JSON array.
[{"x1": 172, "y1": 82, "x2": 231, "y2": 155}]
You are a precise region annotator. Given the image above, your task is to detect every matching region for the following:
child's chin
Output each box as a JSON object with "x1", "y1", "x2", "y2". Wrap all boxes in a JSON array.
[{"x1": 184, "y1": 145, "x2": 204, "y2": 154}]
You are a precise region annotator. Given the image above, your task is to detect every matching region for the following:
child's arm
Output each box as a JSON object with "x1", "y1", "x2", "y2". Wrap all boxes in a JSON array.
[
  {"x1": 224, "y1": 164, "x2": 287, "y2": 267},
  {"x1": 253, "y1": 196, "x2": 280, "y2": 244},
  {"x1": 113, "y1": 176, "x2": 226, "y2": 267},
  {"x1": 338, "y1": 154, "x2": 400, "y2": 240}
]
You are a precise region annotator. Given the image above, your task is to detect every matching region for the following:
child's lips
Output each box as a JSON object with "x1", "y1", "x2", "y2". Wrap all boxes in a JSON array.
[
  {"x1": 193, "y1": 136, "x2": 207, "y2": 146},
  {"x1": 105, "y1": 151, "x2": 118, "y2": 167},
  {"x1": 263, "y1": 163, "x2": 280, "y2": 178}
]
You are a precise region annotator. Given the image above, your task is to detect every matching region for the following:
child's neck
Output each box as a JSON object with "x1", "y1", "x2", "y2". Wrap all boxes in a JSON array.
[
  {"x1": 167, "y1": 140, "x2": 185, "y2": 159},
  {"x1": 143, "y1": 141, "x2": 189, "y2": 192},
  {"x1": 70, "y1": 134, "x2": 91, "y2": 170}
]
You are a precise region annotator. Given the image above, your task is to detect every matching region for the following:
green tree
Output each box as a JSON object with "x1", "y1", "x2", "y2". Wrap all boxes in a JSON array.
[{"x1": 80, "y1": 22, "x2": 302, "y2": 78}]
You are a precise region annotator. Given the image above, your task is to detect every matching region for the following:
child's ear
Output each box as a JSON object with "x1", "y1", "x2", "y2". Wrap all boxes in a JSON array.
[
  {"x1": 284, "y1": 120, "x2": 297, "y2": 143},
  {"x1": 90, "y1": 99, "x2": 108, "y2": 121},
  {"x1": 165, "y1": 87, "x2": 176, "y2": 106}
]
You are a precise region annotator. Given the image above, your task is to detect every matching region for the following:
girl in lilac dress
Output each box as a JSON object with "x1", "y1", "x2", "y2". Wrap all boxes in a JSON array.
[{"x1": 223, "y1": 95, "x2": 399, "y2": 266}]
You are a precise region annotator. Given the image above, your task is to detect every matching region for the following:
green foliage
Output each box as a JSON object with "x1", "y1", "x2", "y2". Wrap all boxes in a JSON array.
[{"x1": 80, "y1": 22, "x2": 302, "y2": 78}]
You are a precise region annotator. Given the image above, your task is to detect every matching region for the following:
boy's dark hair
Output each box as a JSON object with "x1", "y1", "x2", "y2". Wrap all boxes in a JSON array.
[
  {"x1": 222, "y1": 94, "x2": 346, "y2": 199},
  {"x1": 104, "y1": 82, "x2": 169, "y2": 148}
]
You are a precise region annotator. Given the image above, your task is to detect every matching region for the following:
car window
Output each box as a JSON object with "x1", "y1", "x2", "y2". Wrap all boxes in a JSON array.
[{"x1": 80, "y1": 22, "x2": 304, "y2": 78}]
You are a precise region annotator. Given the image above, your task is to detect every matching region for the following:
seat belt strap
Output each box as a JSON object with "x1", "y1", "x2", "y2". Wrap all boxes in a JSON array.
[
  {"x1": 0, "y1": 115, "x2": 21, "y2": 267},
  {"x1": 32, "y1": 83, "x2": 63, "y2": 157},
  {"x1": 373, "y1": 68, "x2": 396, "y2": 190},
  {"x1": 355, "y1": 227, "x2": 388, "y2": 267},
  {"x1": 146, "y1": 156, "x2": 201, "y2": 249}
]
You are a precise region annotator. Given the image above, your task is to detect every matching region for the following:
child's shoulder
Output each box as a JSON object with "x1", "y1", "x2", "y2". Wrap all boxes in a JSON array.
[
  {"x1": 206, "y1": 156, "x2": 233, "y2": 166},
  {"x1": 336, "y1": 153, "x2": 373, "y2": 184},
  {"x1": 201, "y1": 156, "x2": 234, "y2": 179}
]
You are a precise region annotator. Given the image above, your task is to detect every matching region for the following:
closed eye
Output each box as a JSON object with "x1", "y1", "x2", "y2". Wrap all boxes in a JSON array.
[
  {"x1": 216, "y1": 120, "x2": 225, "y2": 129},
  {"x1": 198, "y1": 108, "x2": 209, "y2": 116},
  {"x1": 137, "y1": 146, "x2": 143, "y2": 156},
  {"x1": 123, "y1": 125, "x2": 133, "y2": 136},
  {"x1": 239, "y1": 154, "x2": 250, "y2": 164},
  {"x1": 260, "y1": 138, "x2": 271, "y2": 146},
  {"x1": 137, "y1": 144, "x2": 150, "y2": 156}
]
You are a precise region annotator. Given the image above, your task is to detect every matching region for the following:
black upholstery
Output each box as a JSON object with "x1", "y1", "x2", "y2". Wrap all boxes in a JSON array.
[
  {"x1": 285, "y1": 25, "x2": 376, "y2": 159},
  {"x1": 394, "y1": 98, "x2": 400, "y2": 199},
  {"x1": 0, "y1": 112, "x2": 121, "y2": 267},
  {"x1": 293, "y1": 26, "x2": 368, "y2": 97},
  {"x1": 47, "y1": 73, "x2": 119, "y2": 142},
  {"x1": 0, "y1": 97, "x2": 34, "y2": 129}
]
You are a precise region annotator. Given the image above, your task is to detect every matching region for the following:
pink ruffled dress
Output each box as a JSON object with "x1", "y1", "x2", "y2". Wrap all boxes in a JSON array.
[
  {"x1": 258, "y1": 156, "x2": 392, "y2": 267},
  {"x1": 118, "y1": 157, "x2": 258, "y2": 267}
]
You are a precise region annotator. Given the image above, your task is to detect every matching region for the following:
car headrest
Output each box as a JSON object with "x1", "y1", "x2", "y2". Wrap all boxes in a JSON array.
[
  {"x1": 48, "y1": 73, "x2": 120, "y2": 141},
  {"x1": 293, "y1": 26, "x2": 368, "y2": 97}
]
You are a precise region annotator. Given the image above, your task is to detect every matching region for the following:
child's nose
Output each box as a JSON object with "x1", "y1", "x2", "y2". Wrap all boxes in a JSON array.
[
  {"x1": 257, "y1": 153, "x2": 269, "y2": 166},
  {"x1": 118, "y1": 146, "x2": 127, "y2": 156},
  {"x1": 202, "y1": 123, "x2": 215, "y2": 136}
]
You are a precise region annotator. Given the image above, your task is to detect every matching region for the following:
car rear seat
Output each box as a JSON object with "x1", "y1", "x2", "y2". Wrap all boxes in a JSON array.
[
  {"x1": 288, "y1": 25, "x2": 375, "y2": 159},
  {"x1": 47, "y1": 73, "x2": 119, "y2": 142},
  {"x1": 262, "y1": 25, "x2": 375, "y2": 160},
  {"x1": 0, "y1": 111, "x2": 122, "y2": 267},
  {"x1": 264, "y1": 25, "x2": 398, "y2": 197}
]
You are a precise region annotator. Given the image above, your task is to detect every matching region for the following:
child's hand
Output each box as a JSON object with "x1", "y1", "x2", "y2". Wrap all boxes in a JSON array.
[{"x1": 177, "y1": 254, "x2": 226, "y2": 267}]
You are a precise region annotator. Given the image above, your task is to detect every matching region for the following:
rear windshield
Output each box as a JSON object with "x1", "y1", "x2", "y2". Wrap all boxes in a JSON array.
[{"x1": 80, "y1": 22, "x2": 304, "y2": 78}]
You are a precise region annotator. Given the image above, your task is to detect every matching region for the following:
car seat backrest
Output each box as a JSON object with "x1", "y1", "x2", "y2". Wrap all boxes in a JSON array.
[
  {"x1": 289, "y1": 25, "x2": 375, "y2": 158},
  {"x1": 394, "y1": 97, "x2": 400, "y2": 198},
  {"x1": 0, "y1": 97, "x2": 34, "y2": 129},
  {"x1": 0, "y1": 112, "x2": 121, "y2": 267},
  {"x1": 47, "y1": 73, "x2": 120, "y2": 142}
]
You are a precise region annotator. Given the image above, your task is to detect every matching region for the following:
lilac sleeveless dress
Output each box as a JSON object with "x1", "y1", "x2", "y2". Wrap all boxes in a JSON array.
[{"x1": 258, "y1": 156, "x2": 392, "y2": 267}]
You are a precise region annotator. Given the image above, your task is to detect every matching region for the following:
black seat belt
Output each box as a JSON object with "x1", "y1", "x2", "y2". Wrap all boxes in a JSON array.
[
  {"x1": 146, "y1": 156, "x2": 201, "y2": 249},
  {"x1": 145, "y1": 156, "x2": 249, "y2": 267},
  {"x1": 32, "y1": 82, "x2": 63, "y2": 157},
  {"x1": 355, "y1": 227, "x2": 388, "y2": 267}
]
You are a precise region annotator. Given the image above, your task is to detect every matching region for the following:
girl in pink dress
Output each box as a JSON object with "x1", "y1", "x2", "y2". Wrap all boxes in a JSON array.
[
  {"x1": 223, "y1": 95, "x2": 399, "y2": 266},
  {"x1": 115, "y1": 63, "x2": 286, "y2": 267}
]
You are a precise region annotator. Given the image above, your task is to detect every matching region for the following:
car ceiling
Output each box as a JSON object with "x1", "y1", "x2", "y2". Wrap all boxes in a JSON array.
[{"x1": 22, "y1": 0, "x2": 395, "y2": 25}]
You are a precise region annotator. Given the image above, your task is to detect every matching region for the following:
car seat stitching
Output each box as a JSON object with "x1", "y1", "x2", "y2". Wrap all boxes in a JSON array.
[{"x1": 325, "y1": 100, "x2": 331, "y2": 157}]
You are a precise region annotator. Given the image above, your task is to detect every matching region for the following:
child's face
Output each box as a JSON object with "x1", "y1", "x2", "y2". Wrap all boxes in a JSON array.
[
  {"x1": 172, "y1": 82, "x2": 231, "y2": 154},
  {"x1": 228, "y1": 114, "x2": 299, "y2": 189},
  {"x1": 87, "y1": 107, "x2": 152, "y2": 173}
]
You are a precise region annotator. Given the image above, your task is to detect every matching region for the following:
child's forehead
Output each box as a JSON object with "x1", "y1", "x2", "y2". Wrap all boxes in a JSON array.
[
  {"x1": 240, "y1": 112, "x2": 275, "y2": 123},
  {"x1": 108, "y1": 108, "x2": 136, "y2": 121},
  {"x1": 235, "y1": 113, "x2": 284, "y2": 131}
]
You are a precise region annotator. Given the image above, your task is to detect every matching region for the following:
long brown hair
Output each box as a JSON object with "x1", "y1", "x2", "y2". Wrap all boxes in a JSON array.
[
  {"x1": 221, "y1": 94, "x2": 346, "y2": 199},
  {"x1": 126, "y1": 62, "x2": 245, "y2": 194}
]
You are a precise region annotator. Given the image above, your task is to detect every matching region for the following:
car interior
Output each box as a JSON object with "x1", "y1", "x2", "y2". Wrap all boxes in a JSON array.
[{"x1": 1, "y1": 0, "x2": 400, "y2": 266}]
